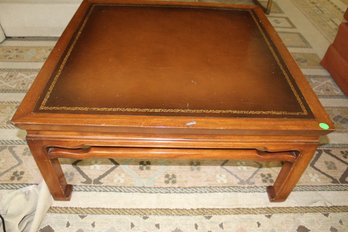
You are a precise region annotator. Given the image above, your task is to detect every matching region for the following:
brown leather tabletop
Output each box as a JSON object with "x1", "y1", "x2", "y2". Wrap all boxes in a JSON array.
[{"x1": 35, "y1": 4, "x2": 313, "y2": 118}]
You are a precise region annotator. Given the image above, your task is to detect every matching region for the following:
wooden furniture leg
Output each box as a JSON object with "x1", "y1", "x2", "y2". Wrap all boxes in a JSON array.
[
  {"x1": 27, "y1": 140, "x2": 72, "y2": 201},
  {"x1": 267, "y1": 145, "x2": 318, "y2": 202},
  {"x1": 253, "y1": 0, "x2": 273, "y2": 14}
]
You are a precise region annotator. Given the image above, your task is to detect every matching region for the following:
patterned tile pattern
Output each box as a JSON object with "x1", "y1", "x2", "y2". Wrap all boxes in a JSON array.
[
  {"x1": 306, "y1": 75, "x2": 344, "y2": 97},
  {"x1": 39, "y1": 211, "x2": 348, "y2": 232},
  {"x1": 268, "y1": 16, "x2": 296, "y2": 28},
  {"x1": 291, "y1": 52, "x2": 323, "y2": 69},
  {"x1": 0, "y1": 69, "x2": 37, "y2": 93},
  {"x1": 0, "y1": 102, "x2": 18, "y2": 129},
  {"x1": 278, "y1": 32, "x2": 311, "y2": 48},
  {"x1": 0, "y1": 46, "x2": 52, "y2": 62},
  {"x1": 0, "y1": 145, "x2": 40, "y2": 184},
  {"x1": 291, "y1": 0, "x2": 346, "y2": 42},
  {"x1": 326, "y1": 108, "x2": 348, "y2": 131},
  {"x1": 310, "y1": 148, "x2": 348, "y2": 184}
]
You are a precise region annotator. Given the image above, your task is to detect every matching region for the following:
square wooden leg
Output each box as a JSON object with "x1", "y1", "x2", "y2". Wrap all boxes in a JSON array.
[
  {"x1": 253, "y1": 0, "x2": 273, "y2": 14},
  {"x1": 27, "y1": 140, "x2": 72, "y2": 201},
  {"x1": 267, "y1": 145, "x2": 318, "y2": 202}
]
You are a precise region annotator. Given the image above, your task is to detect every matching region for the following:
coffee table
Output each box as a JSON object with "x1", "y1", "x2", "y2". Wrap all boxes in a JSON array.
[{"x1": 12, "y1": 0, "x2": 334, "y2": 202}]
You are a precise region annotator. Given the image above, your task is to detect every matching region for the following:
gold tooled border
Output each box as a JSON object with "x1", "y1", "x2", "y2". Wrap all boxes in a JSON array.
[
  {"x1": 39, "y1": 5, "x2": 309, "y2": 116},
  {"x1": 249, "y1": 10, "x2": 308, "y2": 116}
]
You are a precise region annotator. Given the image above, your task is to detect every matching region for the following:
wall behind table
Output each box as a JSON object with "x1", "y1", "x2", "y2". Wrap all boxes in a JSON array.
[{"x1": 0, "y1": 0, "x2": 82, "y2": 37}]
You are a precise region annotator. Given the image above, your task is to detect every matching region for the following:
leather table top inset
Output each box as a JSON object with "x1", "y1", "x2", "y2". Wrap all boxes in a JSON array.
[{"x1": 36, "y1": 4, "x2": 313, "y2": 118}]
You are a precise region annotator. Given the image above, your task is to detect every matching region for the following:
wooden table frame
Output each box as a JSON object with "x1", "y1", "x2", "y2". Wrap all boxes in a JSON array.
[
  {"x1": 27, "y1": 131, "x2": 320, "y2": 202},
  {"x1": 12, "y1": 0, "x2": 333, "y2": 202}
]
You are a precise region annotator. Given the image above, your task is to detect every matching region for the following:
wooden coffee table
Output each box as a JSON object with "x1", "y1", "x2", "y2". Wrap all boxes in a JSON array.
[{"x1": 12, "y1": 0, "x2": 334, "y2": 202}]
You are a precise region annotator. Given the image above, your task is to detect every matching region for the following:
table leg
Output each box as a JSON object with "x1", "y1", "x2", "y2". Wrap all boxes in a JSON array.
[
  {"x1": 27, "y1": 140, "x2": 72, "y2": 201},
  {"x1": 253, "y1": 0, "x2": 273, "y2": 14},
  {"x1": 267, "y1": 145, "x2": 317, "y2": 202}
]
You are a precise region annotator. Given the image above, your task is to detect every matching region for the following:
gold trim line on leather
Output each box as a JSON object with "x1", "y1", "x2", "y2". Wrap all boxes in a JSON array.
[{"x1": 39, "y1": 105, "x2": 306, "y2": 115}]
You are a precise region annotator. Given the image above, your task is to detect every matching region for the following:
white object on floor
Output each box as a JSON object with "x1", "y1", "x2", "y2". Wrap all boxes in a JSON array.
[{"x1": 0, "y1": 181, "x2": 52, "y2": 232}]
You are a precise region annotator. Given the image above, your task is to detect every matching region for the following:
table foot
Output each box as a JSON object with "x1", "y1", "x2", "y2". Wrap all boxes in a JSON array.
[
  {"x1": 27, "y1": 140, "x2": 72, "y2": 201},
  {"x1": 53, "y1": 184, "x2": 73, "y2": 201},
  {"x1": 266, "y1": 186, "x2": 285, "y2": 202},
  {"x1": 253, "y1": 0, "x2": 273, "y2": 14},
  {"x1": 266, "y1": 145, "x2": 318, "y2": 202}
]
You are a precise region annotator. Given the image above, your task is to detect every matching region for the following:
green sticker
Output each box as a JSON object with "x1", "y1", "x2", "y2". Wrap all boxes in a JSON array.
[{"x1": 319, "y1": 123, "x2": 330, "y2": 130}]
